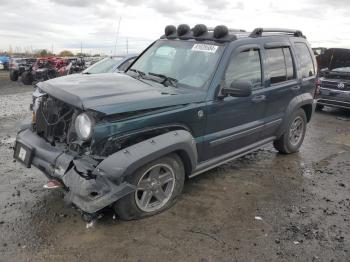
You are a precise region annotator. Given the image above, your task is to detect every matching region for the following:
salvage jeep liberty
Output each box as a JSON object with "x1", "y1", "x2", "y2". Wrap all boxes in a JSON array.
[{"x1": 14, "y1": 25, "x2": 317, "y2": 221}]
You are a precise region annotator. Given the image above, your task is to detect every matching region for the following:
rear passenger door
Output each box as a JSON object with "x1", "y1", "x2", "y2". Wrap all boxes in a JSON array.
[{"x1": 260, "y1": 45, "x2": 299, "y2": 138}]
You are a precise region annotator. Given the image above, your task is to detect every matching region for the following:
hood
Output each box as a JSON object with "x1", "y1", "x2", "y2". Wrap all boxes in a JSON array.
[
  {"x1": 37, "y1": 73, "x2": 207, "y2": 115},
  {"x1": 318, "y1": 48, "x2": 350, "y2": 71}
]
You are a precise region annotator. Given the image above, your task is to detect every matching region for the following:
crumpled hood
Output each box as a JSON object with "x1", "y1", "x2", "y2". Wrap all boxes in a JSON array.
[
  {"x1": 318, "y1": 48, "x2": 350, "y2": 71},
  {"x1": 37, "y1": 73, "x2": 207, "y2": 115}
]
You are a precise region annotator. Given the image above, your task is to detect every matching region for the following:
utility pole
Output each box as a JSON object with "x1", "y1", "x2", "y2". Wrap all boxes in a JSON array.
[
  {"x1": 51, "y1": 44, "x2": 54, "y2": 55},
  {"x1": 114, "y1": 17, "x2": 122, "y2": 55},
  {"x1": 80, "y1": 41, "x2": 83, "y2": 55}
]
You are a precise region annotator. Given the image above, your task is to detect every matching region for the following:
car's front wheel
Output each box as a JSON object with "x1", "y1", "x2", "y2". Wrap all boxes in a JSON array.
[
  {"x1": 273, "y1": 109, "x2": 307, "y2": 154},
  {"x1": 114, "y1": 153, "x2": 185, "y2": 220}
]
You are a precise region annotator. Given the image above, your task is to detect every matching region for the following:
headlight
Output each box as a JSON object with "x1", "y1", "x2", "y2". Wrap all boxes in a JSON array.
[{"x1": 75, "y1": 113, "x2": 94, "y2": 140}]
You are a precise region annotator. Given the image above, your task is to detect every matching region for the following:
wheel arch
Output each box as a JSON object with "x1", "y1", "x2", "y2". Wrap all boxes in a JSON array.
[
  {"x1": 276, "y1": 93, "x2": 315, "y2": 138},
  {"x1": 95, "y1": 129, "x2": 198, "y2": 183}
]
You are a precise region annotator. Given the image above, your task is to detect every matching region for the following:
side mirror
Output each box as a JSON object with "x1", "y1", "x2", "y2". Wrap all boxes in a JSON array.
[{"x1": 222, "y1": 80, "x2": 253, "y2": 97}]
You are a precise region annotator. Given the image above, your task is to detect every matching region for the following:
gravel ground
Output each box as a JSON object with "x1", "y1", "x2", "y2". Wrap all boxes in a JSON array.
[{"x1": 0, "y1": 70, "x2": 349, "y2": 262}]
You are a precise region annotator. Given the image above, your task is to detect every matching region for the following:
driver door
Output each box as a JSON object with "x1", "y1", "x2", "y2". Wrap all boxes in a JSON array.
[{"x1": 202, "y1": 45, "x2": 267, "y2": 161}]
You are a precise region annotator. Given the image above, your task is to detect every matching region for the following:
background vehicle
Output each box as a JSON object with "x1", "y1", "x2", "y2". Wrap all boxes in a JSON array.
[
  {"x1": 14, "y1": 25, "x2": 316, "y2": 221},
  {"x1": 21, "y1": 56, "x2": 80, "y2": 85},
  {"x1": 66, "y1": 57, "x2": 86, "y2": 73},
  {"x1": 312, "y1": 47, "x2": 327, "y2": 56},
  {"x1": 316, "y1": 48, "x2": 350, "y2": 110},
  {"x1": 84, "y1": 57, "x2": 103, "y2": 67},
  {"x1": 0, "y1": 55, "x2": 10, "y2": 70},
  {"x1": 9, "y1": 58, "x2": 36, "y2": 81},
  {"x1": 82, "y1": 54, "x2": 138, "y2": 74}
]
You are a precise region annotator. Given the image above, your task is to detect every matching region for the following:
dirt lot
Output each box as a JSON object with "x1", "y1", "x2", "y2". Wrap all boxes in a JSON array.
[{"x1": 0, "y1": 70, "x2": 349, "y2": 262}]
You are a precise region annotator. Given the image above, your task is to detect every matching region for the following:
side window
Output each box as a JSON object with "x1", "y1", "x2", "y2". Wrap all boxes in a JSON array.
[
  {"x1": 294, "y1": 43, "x2": 315, "y2": 78},
  {"x1": 283, "y1": 48, "x2": 294, "y2": 80},
  {"x1": 224, "y1": 49, "x2": 262, "y2": 88},
  {"x1": 265, "y1": 47, "x2": 295, "y2": 84}
]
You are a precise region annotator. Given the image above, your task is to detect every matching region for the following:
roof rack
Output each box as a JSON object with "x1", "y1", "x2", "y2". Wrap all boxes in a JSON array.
[{"x1": 249, "y1": 28, "x2": 304, "y2": 38}]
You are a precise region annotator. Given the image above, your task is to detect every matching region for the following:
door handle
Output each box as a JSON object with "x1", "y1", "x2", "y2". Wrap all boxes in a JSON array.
[{"x1": 251, "y1": 94, "x2": 266, "y2": 103}]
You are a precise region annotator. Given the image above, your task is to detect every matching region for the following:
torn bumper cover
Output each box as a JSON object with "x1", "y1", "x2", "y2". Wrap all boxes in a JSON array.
[{"x1": 15, "y1": 128, "x2": 135, "y2": 214}]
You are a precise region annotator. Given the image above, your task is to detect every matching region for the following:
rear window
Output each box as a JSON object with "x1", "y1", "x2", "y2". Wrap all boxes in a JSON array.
[
  {"x1": 266, "y1": 47, "x2": 295, "y2": 84},
  {"x1": 294, "y1": 43, "x2": 315, "y2": 78}
]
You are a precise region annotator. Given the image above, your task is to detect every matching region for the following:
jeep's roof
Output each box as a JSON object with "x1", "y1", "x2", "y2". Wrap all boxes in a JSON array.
[{"x1": 160, "y1": 24, "x2": 306, "y2": 43}]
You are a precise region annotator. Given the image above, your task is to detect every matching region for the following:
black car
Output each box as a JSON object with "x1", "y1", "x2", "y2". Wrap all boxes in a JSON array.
[
  {"x1": 9, "y1": 58, "x2": 36, "y2": 81},
  {"x1": 14, "y1": 25, "x2": 317, "y2": 221},
  {"x1": 316, "y1": 48, "x2": 350, "y2": 110}
]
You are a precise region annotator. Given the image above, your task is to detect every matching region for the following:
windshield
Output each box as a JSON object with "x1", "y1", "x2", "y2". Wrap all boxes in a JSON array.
[
  {"x1": 84, "y1": 57, "x2": 123, "y2": 74},
  {"x1": 128, "y1": 40, "x2": 224, "y2": 89},
  {"x1": 331, "y1": 67, "x2": 350, "y2": 73}
]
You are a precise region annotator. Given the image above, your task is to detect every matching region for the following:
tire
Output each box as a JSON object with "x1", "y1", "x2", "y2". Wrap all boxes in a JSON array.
[
  {"x1": 316, "y1": 104, "x2": 324, "y2": 111},
  {"x1": 9, "y1": 70, "x2": 18, "y2": 81},
  {"x1": 21, "y1": 71, "x2": 33, "y2": 85},
  {"x1": 273, "y1": 109, "x2": 307, "y2": 154},
  {"x1": 114, "y1": 153, "x2": 185, "y2": 220}
]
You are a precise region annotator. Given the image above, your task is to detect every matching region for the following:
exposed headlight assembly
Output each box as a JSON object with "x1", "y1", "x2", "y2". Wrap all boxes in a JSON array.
[{"x1": 75, "y1": 113, "x2": 94, "y2": 140}]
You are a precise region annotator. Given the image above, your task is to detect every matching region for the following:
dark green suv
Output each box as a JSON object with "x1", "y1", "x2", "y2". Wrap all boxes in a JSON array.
[{"x1": 14, "y1": 25, "x2": 317, "y2": 220}]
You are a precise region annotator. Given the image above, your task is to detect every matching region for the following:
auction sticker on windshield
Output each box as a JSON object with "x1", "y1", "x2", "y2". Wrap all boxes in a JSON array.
[{"x1": 192, "y1": 44, "x2": 218, "y2": 53}]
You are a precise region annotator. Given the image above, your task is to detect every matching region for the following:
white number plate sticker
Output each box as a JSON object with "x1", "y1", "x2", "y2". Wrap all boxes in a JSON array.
[
  {"x1": 18, "y1": 147, "x2": 27, "y2": 161},
  {"x1": 192, "y1": 44, "x2": 218, "y2": 53}
]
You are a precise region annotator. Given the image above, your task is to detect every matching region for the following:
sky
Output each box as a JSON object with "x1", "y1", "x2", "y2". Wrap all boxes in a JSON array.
[{"x1": 1, "y1": 0, "x2": 350, "y2": 55}]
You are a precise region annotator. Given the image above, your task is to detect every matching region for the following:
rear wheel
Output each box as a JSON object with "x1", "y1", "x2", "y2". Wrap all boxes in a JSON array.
[
  {"x1": 9, "y1": 70, "x2": 18, "y2": 81},
  {"x1": 21, "y1": 71, "x2": 33, "y2": 85},
  {"x1": 273, "y1": 109, "x2": 307, "y2": 154},
  {"x1": 114, "y1": 153, "x2": 185, "y2": 220}
]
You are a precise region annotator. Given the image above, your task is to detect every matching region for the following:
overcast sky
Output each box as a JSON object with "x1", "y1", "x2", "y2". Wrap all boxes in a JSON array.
[{"x1": 1, "y1": 0, "x2": 350, "y2": 55}]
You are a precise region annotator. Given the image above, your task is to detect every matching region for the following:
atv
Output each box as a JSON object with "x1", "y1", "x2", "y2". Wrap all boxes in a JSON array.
[{"x1": 21, "y1": 57, "x2": 71, "y2": 85}]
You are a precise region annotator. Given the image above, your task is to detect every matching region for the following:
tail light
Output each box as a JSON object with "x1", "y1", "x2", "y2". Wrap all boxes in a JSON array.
[{"x1": 314, "y1": 78, "x2": 321, "y2": 98}]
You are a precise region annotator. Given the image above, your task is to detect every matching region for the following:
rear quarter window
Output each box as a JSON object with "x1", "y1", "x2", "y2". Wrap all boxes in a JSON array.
[{"x1": 294, "y1": 43, "x2": 315, "y2": 78}]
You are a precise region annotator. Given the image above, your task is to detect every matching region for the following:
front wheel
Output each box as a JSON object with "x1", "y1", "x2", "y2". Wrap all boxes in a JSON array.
[
  {"x1": 273, "y1": 109, "x2": 307, "y2": 154},
  {"x1": 21, "y1": 71, "x2": 33, "y2": 85},
  {"x1": 114, "y1": 153, "x2": 185, "y2": 220}
]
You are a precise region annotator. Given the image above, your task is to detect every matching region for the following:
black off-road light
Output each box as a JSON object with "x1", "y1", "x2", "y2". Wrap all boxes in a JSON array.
[
  {"x1": 165, "y1": 25, "x2": 176, "y2": 36},
  {"x1": 214, "y1": 25, "x2": 229, "y2": 38},
  {"x1": 193, "y1": 24, "x2": 208, "y2": 37},
  {"x1": 177, "y1": 24, "x2": 190, "y2": 36}
]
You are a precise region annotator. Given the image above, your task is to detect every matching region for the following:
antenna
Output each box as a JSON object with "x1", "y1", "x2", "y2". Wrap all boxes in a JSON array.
[
  {"x1": 126, "y1": 38, "x2": 129, "y2": 54},
  {"x1": 114, "y1": 17, "x2": 122, "y2": 55}
]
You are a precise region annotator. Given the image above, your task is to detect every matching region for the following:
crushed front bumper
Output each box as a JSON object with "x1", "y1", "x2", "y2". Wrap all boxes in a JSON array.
[
  {"x1": 317, "y1": 88, "x2": 350, "y2": 109},
  {"x1": 15, "y1": 128, "x2": 135, "y2": 214}
]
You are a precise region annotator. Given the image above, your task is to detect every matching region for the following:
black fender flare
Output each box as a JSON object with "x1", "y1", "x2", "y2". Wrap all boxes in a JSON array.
[
  {"x1": 95, "y1": 130, "x2": 198, "y2": 182},
  {"x1": 275, "y1": 93, "x2": 315, "y2": 138}
]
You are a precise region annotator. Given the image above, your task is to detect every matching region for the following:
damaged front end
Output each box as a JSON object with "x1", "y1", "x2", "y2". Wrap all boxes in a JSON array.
[{"x1": 15, "y1": 90, "x2": 135, "y2": 215}]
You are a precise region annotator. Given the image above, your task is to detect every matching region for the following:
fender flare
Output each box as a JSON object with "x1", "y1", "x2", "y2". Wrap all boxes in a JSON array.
[
  {"x1": 276, "y1": 93, "x2": 315, "y2": 138},
  {"x1": 95, "y1": 130, "x2": 198, "y2": 182}
]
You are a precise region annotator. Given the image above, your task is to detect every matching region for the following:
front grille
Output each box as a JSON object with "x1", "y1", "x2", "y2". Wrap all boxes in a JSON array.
[
  {"x1": 35, "y1": 95, "x2": 75, "y2": 144},
  {"x1": 321, "y1": 80, "x2": 350, "y2": 91}
]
